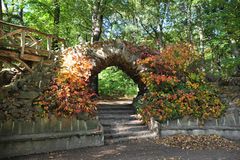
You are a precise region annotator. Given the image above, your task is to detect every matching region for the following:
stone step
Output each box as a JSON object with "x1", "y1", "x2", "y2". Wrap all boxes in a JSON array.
[
  {"x1": 103, "y1": 125, "x2": 149, "y2": 134},
  {"x1": 98, "y1": 110, "x2": 135, "y2": 114},
  {"x1": 98, "y1": 114, "x2": 140, "y2": 120},
  {"x1": 105, "y1": 130, "x2": 152, "y2": 139},
  {"x1": 97, "y1": 105, "x2": 133, "y2": 110},
  {"x1": 104, "y1": 132, "x2": 157, "y2": 144},
  {"x1": 100, "y1": 119, "x2": 144, "y2": 127}
]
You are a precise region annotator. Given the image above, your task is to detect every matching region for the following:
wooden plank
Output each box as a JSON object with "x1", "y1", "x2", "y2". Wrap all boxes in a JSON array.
[
  {"x1": 20, "y1": 53, "x2": 43, "y2": 62},
  {"x1": 0, "y1": 20, "x2": 65, "y2": 42},
  {"x1": 0, "y1": 49, "x2": 43, "y2": 62},
  {"x1": 0, "y1": 49, "x2": 18, "y2": 58},
  {"x1": 24, "y1": 47, "x2": 49, "y2": 56},
  {"x1": 20, "y1": 30, "x2": 26, "y2": 57},
  {"x1": 0, "y1": 29, "x2": 22, "y2": 40},
  {"x1": 0, "y1": 57, "x2": 23, "y2": 72},
  {"x1": 12, "y1": 56, "x2": 33, "y2": 73},
  {"x1": 47, "y1": 38, "x2": 52, "y2": 51},
  {"x1": 0, "y1": 44, "x2": 51, "y2": 57}
]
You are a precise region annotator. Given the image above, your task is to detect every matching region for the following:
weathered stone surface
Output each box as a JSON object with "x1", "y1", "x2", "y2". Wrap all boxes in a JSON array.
[
  {"x1": 34, "y1": 117, "x2": 50, "y2": 133},
  {"x1": 77, "y1": 112, "x2": 90, "y2": 120},
  {"x1": 21, "y1": 121, "x2": 34, "y2": 135},
  {"x1": 60, "y1": 117, "x2": 72, "y2": 132},
  {"x1": 78, "y1": 120, "x2": 87, "y2": 131},
  {"x1": 0, "y1": 120, "x2": 13, "y2": 136},
  {"x1": 17, "y1": 91, "x2": 39, "y2": 99},
  {"x1": 86, "y1": 119, "x2": 99, "y2": 130},
  {"x1": 0, "y1": 129, "x2": 104, "y2": 159},
  {"x1": 49, "y1": 115, "x2": 61, "y2": 132}
]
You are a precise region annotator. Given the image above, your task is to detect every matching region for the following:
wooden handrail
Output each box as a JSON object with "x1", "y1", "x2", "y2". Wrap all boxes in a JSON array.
[
  {"x1": 0, "y1": 20, "x2": 66, "y2": 72},
  {"x1": 0, "y1": 20, "x2": 65, "y2": 42}
]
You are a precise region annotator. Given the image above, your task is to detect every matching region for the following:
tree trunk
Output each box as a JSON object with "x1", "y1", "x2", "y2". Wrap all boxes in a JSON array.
[
  {"x1": 0, "y1": 0, "x2": 2, "y2": 21},
  {"x1": 231, "y1": 39, "x2": 240, "y2": 76},
  {"x1": 187, "y1": 0, "x2": 193, "y2": 43},
  {"x1": 0, "y1": 0, "x2": 3, "y2": 71},
  {"x1": 52, "y1": 0, "x2": 60, "y2": 50},
  {"x1": 19, "y1": 0, "x2": 24, "y2": 25},
  {"x1": 91, "y1": 0, "x2": 104, "y2": 95},
  {"x1": 199, "y1": 25, "x2": 205, "y2": 70},
  {"x1": 91, "y1": 0, "x2": 103, "y2": 43}
]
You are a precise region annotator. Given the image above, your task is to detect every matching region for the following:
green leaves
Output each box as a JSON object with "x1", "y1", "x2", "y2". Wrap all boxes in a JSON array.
[{"x1": 98, "y1": 66, "x2": 138, "y2": 98}]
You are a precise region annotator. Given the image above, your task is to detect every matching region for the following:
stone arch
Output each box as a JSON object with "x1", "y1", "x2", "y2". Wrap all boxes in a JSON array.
[{"x1": 74, "y1": 40, "x2": 154, "y2": 96}]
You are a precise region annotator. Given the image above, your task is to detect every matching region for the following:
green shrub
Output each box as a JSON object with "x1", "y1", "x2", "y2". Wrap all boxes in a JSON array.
[{"x1": 98, "y1": 66, "x2": 138, "y2": 98}]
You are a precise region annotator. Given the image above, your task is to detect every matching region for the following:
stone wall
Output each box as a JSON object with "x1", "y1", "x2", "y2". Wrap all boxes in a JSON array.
[
  {"x1": 149, "y1": 107, "x2": 240, "y2": 140},
  {"x1": 0, "y1": 61, "x2": 59, "y2": 121},
  {"x1": 0, "y1": 116, "x2": 104, "y2": 159}
]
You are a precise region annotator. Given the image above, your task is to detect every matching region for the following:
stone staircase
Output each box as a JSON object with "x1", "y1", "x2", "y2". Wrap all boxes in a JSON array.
[{"x1": 97, "y1": 100, "x2": 156, "y2": 144}]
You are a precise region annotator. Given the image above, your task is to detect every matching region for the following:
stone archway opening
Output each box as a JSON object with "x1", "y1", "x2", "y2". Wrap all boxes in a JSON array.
[
  {"x1": 88, "y1": 52, "x2": 147, "y2": 98},
  {"x1": 98, "y1": 66, "x2": 139, "y2": 99},
  {"x1": 83, "y1": 41, "x2": 151, "y2": 98}
]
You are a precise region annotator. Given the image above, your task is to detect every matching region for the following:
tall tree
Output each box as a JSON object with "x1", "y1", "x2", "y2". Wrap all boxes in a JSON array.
[
  {"x1": 52, "y1": 0, "x2": 60, "y2": 49},
  {"x1": 91, "y1": 0, "x2": 104, "y2": 95},
  {"x1": 91, "y1": 0, "x2": 103, "y2": 43},
  {"x1": 0, "y1": 0, "x2": 3, "y2": 71}
]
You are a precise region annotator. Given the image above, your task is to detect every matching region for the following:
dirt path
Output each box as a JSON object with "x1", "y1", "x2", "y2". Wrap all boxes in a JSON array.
[{"x1": 10, "y1": 139, "x2": 240, "y2": 160}]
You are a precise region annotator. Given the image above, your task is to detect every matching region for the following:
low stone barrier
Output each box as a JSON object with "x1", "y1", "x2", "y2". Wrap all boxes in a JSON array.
[
  {"x1": 0, "y1": 116, "x2": 104, "y2": 159},
  {"x1": 149, "y1": 108, "x2": 240, "y2": 140}
]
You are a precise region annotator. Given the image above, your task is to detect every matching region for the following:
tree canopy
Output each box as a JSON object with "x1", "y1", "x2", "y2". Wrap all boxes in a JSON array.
[{"x1": 1, "y1": 0, "x2": 239, "y2": 77}]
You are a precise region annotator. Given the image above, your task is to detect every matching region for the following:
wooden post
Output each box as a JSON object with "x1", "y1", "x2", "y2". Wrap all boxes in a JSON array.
[
  {"x1": 47, "y1": 37, "x2": 52, "y2": 59},
  {"x1": 20, "y1": 30, "x2": 26, "y2": 58},
  {"x1": 61, "y1": 42, "x2": 65, "y2": 51}
]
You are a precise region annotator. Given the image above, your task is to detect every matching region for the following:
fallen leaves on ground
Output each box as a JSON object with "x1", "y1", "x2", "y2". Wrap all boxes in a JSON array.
[{"x1": 156, "y1": 134, "x2": 240, "y2": 151}]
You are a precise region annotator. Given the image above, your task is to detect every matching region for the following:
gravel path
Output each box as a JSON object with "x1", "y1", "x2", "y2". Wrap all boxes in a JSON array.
[{"x1": 9, "y1": 139, "x2": 240, "y2": 160}]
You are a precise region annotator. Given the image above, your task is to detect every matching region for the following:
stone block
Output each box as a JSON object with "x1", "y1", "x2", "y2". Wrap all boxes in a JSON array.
[
  {"x1": 217, "y1": 116, "x2": 226, "y2": 126},
  {"x1": 180, "y1": 116, "x2": 190, "y2": 127},
  {"x1": 159, "y1": 120, "x2": 168, "y2": 128},
  {"x1": 224, "y1": 113, "x2": 238, "y2": 126},
  {"x1": 86, "y1": 119, "x2": 99, "y2": 130},
  {"x1": 12, "y1": 121, "x2": 23, "y2": 135},
  {"x1": 192, "y1": 129, "x2": 206, "y2": 135},
  {"x1": 77, "y1": 120, "x2": 87, "y2": 131},
  {"x1": 34, "y1": 117, "x2": 50, "y2": 133},
  {"x1": 49, "y1": 115, "x2": 61, "y2": 132},
  {"x1": 167, "y1": 119, "x2": 178, "y2": 128},
  {"x1": 17, "y1": 91, "x2": 39, "y2": 99},
  {"x1": 21, "y1": 121, "x2": 34, "y2": 135},
  {"x1": 0, "y1": 120, "x2": 13, "y2": 136},
  {"x1": 77, "y1": 112, "x2": 90, "y2": 120},
  {"x1": 60, "y1": 118, "x2": 72, "y2": 132},
  {"x1": 0, "y1": 128, "x2": 104, "y2": 159},
  {"x1": 204, "y1": 118, "x2": 218, "y2": 128}
]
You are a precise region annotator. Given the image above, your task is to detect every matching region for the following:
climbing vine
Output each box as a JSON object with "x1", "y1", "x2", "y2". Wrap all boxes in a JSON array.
[{"x1": 134, "y1": 44, "x2": 225, "y2": 122}]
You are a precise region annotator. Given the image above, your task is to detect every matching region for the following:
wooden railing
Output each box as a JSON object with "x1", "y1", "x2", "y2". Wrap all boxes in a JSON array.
[{"x1": 0, "y1": 20, "x2": 66, "y2": 72}]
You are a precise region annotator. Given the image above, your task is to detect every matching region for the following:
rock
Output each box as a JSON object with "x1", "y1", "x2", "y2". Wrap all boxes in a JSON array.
[
  {"x1": 17, "y1": 91, "x2": 39, "y2": 99},
  {"x1": 0, "y1": 69, "x2": 17, "y2": 87}
]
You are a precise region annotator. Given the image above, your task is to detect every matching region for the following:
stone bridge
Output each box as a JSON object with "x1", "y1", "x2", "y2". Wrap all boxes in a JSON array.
[{"x1": 0, "y1": 25, "x2": 240, "y2": 158}]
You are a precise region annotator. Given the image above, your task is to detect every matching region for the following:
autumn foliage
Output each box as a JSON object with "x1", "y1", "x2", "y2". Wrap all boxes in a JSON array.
[
  {"x1": 135, "y1": 44, "x2": 225, "y2": 122},
  {"x1": 35, "y1": 48, "x2": 96, "y2": 117},
  {"x1": 35, "y1": 42, "x2": 224, "y2": 122}
]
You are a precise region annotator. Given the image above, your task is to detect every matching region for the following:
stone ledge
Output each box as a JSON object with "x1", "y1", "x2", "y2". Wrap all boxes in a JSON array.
[
  {"x1": 160, "y1": 126, "x2": 240, "y2": 130},
  {"x1": 0, "y1": 118, "x2": 104, "y2": 159},
  {"x1": 0, "y1": 129, "x2": 102, "y2": 142},
  {"x1": 160, "y1": 128, "x2": 240, "y2": 140},
  {"x1": 0, "y1": 117, "x2": 100, "y2": 136}
]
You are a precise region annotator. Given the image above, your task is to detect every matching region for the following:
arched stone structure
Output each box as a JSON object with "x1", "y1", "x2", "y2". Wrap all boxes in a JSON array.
[{"x1": 72, "y1": 40, "x2": 154, "y2": 95}]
